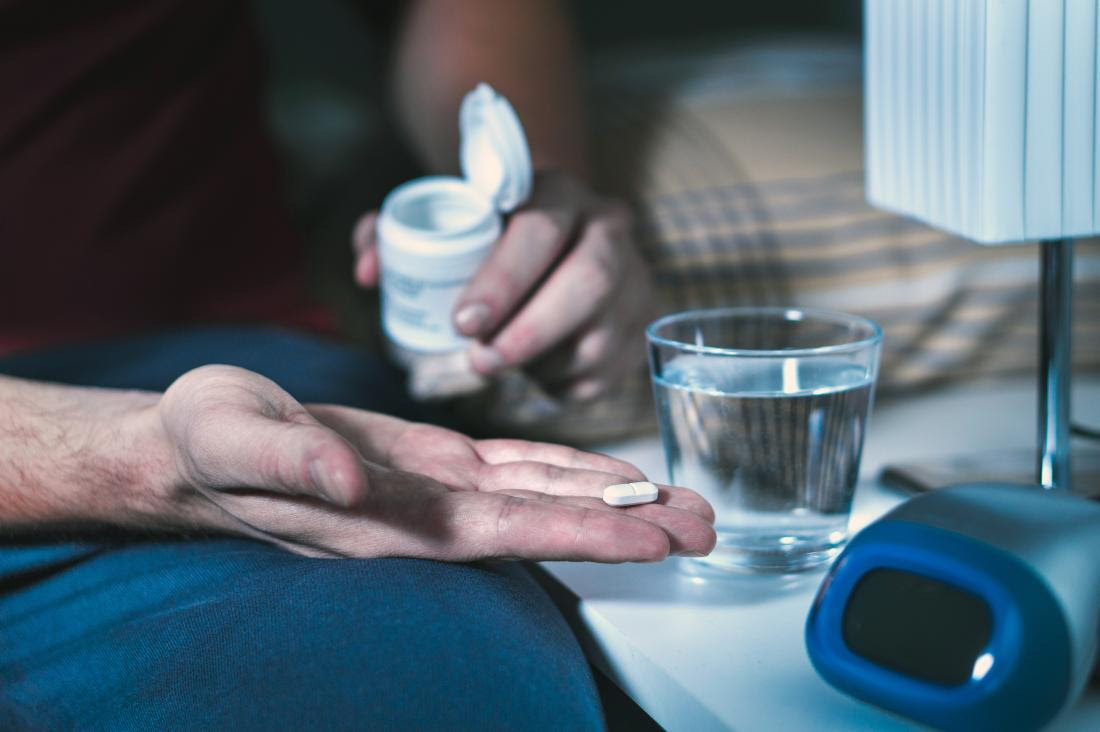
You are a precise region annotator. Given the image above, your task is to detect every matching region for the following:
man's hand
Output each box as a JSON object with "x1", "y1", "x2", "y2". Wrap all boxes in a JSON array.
[
  {"x1": 354, "y1": 172, "x2": 655, "y2": 401},
  {"x1": 153, "y1": 365, "x2": 714, "y2": 562}
]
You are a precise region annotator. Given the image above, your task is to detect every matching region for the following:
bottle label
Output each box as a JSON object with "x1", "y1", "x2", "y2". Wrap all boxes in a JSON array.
[{"x1": 381, "y1": 268, "x2": 473, "y2": 353}]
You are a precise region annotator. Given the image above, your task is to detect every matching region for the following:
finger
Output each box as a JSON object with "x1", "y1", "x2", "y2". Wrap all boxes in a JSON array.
[
  {"x1": 468, "y1": 490, "x2": 717, "y2": 559},
  {"x1": 308, "y1": 405, "x2": 416, "y2": 460},
  {"x1": 308, "y1": 406, "x2": 481, "y2": 486},
  {"x1": 212, "y1": 483, "x2": 673, "y2": 563},
  {"x1": 523, "y1": 491, "x2": 717, "y2": 556},
  {"x1": 474, "y1": 439, "x2": 647, "y2": 481},
  {"x1": 445, "y1": 490, "x2": 673, "y2": 562},
  {"x1": 528, "y1": 287, "x2": 649, "y2": 389},
  {"x1": 351, "y1": 211, "x2": 380, "y2": 287},
  {"x1": 551, "y1": 324, "x2": 648, "y2": 403},
  {"x1": 352, "y1": 211, "x2": 377, "y2": 255},
  {"x1": 468, "y1": 220, "x2": 625, "y2": 374},
  {"x1": 549, "y1": 358, "x2": 640, "y2": 403},
  {"x1": 210, "y1": 466, "x2": 715, "y2": 562},
  {"x1": 473, "y1": 461, "x2": 714, "y2": 523},
  {"x1": 609, "y1": 501, "x2": 717, "y2": 556},
  {"x1": 527, "y1": 320, "x2": 622, "y2": 385},
  {"x1": 562, "y1": 376, "x2": 612, "y2": 403},
  {"x1": 528, "y1": 329, "x2": 638, "y2": 404},
  {"x1": 452, "y1": 203, "x2": 581, "y2": 338}
]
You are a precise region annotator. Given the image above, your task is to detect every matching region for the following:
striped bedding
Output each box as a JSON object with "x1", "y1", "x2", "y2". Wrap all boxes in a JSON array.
[{"x1": 465, "y1": 40, "x2": 1099, "y2": 444}]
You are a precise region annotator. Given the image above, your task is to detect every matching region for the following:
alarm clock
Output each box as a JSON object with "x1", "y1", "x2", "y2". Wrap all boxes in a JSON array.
[{"x1": 806, "y1": 483, "x2": 1100, "y2": 731}]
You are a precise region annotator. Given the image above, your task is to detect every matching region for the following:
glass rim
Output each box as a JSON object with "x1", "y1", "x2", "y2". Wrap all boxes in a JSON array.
[{"x1": 645, "y1": 306, "x2": 883, "y2": 358}]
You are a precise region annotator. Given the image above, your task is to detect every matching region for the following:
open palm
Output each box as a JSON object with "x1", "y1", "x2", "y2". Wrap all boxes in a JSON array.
[{"x1": 159, "y1": 365, "x2": 716, "y2": 563}]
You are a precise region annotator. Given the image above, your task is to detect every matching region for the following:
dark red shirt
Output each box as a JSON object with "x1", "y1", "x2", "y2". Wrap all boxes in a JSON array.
[{"x1": 0, "y1": 0, "x2": 330, "y2": 355}]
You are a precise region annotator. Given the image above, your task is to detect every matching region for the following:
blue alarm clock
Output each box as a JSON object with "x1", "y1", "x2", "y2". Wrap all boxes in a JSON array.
[{"x1": 806, "y1": 483, "x2": 1100, "y2": 731}]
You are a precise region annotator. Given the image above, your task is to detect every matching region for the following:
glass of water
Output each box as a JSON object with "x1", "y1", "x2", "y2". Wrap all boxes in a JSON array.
[{"x1": 647, "y1": 307, "x2": 882, "y2": 574}]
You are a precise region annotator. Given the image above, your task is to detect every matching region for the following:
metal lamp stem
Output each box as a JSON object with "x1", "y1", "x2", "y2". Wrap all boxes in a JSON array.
[{"x1": 1038, "y1": 238, "x2": 1074, "y2": 490}]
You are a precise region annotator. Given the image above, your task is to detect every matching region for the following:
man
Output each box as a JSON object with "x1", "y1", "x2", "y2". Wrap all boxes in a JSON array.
[{"x1": 0, "y1": 1, "x2": 715, "y2": 728}]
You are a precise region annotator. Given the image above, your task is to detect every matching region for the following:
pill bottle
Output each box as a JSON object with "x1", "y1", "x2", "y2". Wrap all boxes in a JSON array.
[{"x1": 377, "y1": 83, "x2": 532, "y2": 355}]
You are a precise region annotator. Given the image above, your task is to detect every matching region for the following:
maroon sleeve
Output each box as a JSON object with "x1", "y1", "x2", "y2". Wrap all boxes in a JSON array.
[{"x1": 0, "y1": 0, "x2": 332, "y2": 355}]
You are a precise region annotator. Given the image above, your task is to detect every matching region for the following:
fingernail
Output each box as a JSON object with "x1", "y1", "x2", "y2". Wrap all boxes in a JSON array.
[
  {"x1": 468, "y1": 342, "x2": 504, "y2": 374},
  {"x1": 680, "y1": 550, "x2": 710, "y2": 558},
  {"x1": 309, "y1": 459, "x2": 345, "y2": 505},
  {"x1": 454, "y1": 303, "x2": 491, "y2": 336}
]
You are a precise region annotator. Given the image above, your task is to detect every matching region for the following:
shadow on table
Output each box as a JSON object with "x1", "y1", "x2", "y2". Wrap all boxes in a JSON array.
[{"x1": 535, "y1": 558, "x2": 824, "y2": 606}]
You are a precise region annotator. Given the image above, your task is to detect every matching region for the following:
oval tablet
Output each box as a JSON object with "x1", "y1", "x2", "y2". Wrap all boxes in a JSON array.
[{"x1": 603, "y1": 481, "x2": 659, "y2": 507}]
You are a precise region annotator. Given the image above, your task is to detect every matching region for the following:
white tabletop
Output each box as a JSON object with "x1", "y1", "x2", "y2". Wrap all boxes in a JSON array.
[{"x1": 539, "y1": 376, "x2": 1100, "y2": 731}]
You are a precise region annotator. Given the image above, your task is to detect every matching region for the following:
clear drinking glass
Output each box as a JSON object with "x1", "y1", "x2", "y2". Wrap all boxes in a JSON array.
[{"x1": 647, "y1": 307, "x2": 882, "y2": 574}]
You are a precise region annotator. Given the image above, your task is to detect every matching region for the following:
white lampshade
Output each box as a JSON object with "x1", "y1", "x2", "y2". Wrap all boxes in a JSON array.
[{"x1": 865, "y1": 0, "x2": 1099, "y2": 244}]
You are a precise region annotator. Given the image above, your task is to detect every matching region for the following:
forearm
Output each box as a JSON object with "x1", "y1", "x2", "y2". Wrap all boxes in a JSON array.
[
  {"x1": 391, "y1": 0, "x2": 588, "y2": 178},
  {"x1": 0, "y1": 375, "x2": 170, "y2": 532}
]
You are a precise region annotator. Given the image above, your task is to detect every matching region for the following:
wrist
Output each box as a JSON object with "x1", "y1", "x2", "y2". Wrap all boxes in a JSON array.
[
  {"x1": 0, "y1": 379, "x2": 181, "y2": 532},
  {"x1": 109, "y1": 394, "x2": 188, "y2": 528}
]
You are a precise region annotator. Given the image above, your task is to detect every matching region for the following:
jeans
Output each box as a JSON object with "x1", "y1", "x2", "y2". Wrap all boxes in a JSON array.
[{"x1": 0, "y1": 327, "x2": 603, "y2": 731}]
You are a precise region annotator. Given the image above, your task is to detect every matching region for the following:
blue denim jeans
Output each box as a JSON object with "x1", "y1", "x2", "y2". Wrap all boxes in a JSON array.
[{"x1": 0, "y1": 327, "x2": 603, "y2": 731}]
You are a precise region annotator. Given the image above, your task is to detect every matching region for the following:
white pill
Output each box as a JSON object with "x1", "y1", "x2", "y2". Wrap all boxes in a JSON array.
[{"x1": 603, "y1": 481, "x2": 659, "y2": 507}]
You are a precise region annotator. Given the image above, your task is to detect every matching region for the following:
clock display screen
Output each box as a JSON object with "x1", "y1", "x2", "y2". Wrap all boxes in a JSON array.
[{"x1": 842, "y1": 567, "x2": 994, "y2": 686}]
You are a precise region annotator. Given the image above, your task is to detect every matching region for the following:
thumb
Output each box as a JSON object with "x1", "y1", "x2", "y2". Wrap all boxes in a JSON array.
[
  {"x1": 163, "y1": 366, "x2": 368, "y2": 507},
  {"x1": 215, "y1": 411, "x2": 368, "y2": 507}
]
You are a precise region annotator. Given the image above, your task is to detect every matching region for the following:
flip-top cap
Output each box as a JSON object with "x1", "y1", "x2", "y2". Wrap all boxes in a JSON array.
[{"x1": 459, "y1": 83, "x2": 533, "y2": 212}]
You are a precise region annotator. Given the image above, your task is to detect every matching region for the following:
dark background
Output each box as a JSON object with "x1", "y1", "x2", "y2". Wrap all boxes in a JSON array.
[
  {"x1": 568, "y1": 0, "x2": 860, "y2": 47},
  {"x1": 254, "y1": 0, "x2": 862, "y2": 344}
]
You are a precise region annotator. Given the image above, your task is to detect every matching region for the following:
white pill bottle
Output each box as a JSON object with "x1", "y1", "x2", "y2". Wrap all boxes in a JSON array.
[{"x1": 377, "y1": 83, "x2": 532, "y2": 356}]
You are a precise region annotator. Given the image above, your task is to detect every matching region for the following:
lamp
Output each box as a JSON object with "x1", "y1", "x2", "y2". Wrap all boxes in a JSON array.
[{"x1": 864, "y1": 0, "x2": 1091, "y2": 491}]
